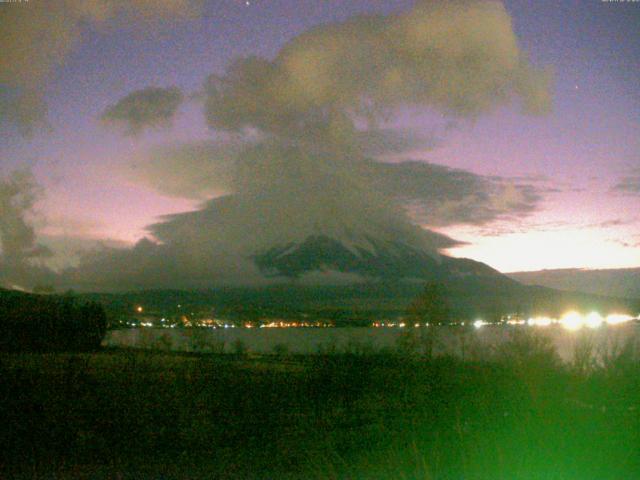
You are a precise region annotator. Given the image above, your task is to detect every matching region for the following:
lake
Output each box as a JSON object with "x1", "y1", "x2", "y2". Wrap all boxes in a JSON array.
[{"x1": 104, "y1": 323, "x2": 640, "y2": 362}]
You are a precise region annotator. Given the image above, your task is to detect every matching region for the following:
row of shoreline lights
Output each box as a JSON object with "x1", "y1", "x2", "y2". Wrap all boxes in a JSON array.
[{"x1": 474, "y1": 312, "x2": 637, "y2": 331}]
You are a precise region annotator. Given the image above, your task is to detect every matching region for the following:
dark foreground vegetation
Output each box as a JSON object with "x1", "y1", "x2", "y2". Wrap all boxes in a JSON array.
[
  {"x1": 1, "y1": 331, "x2": 639, "y2": 479},
  {"x1": 0, "y1": 289, "x2": 106, "y2": 352}
]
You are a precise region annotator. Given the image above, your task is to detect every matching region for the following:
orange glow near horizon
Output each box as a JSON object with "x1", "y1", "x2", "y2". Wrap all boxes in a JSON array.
[{"x1": 444, "y1": 227, "x2": 640, "y2": 273}]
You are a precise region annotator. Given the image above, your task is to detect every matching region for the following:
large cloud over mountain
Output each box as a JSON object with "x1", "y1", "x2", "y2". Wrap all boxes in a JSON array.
[
  {"x1": 123, "y1": 139, "x2": 541, "y2": 227},
  {"x1": 64, "y1": 1, "x2": 552, "y2": 290}
]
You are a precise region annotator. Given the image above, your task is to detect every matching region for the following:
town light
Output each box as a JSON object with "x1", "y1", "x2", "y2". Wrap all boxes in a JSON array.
[
  {"x1": 560, "y1": 311, "x2": 583, "y2": 331},
  {"x1": 605, "y1": 313, "x2": 633, "y2": 325},
  {"x1": 585, "y1": 312, "x2": 603, "y2": 329}
]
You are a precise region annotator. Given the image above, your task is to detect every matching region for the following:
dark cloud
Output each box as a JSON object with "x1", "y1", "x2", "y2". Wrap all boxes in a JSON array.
[
  {"x1": 37, "y1": 234, "x2": 130, "y2": 271},
  {"x1": 204, "y1": 1, "x2": 551, "y2": 141},
  {"x1": 0, "y1": 0, "x2": 201, "y2": 135},
  {"x1": 0, "y1": 170, "x2": 55, "y2": 289},
  {"x1": 611, "y1": 238, "x2": 640, "y2": 249},
  {"x1": 63, "y1": 233, "x2": 275, "y2": 291},
  {"x1": 466, "y1": 219, "x2": 569, "y2": 238},
  {"x1": 591, "y1": 218, "x2": 632, "y2": 229},
  {"x1": 356, "y1": 129, "x2": 441, "y2": 156},
  {"x1": 613, "y1": 168, "x2": 640, "y2": 196},
  {"x1": 120, "y1": 128, "x2": 440, "y2": 200},
  {"x1": 0, "y1": 89, "x2": 49, "y2": 137},
  {"x1": 367, "y1": 161, "x2": 541, "y2": 227},
  {"x1": 101, "y1": 86, "x2": 184, "y2": 135},
  {"x1": 124, "y1": 140, "x2": 242, "y2": 199},
  {"x1": 0, "y1": 170, "x2": 49, "y2": 260},
  {"x1": 124, "y1": 140, "x2": 542, "y2": 227}
]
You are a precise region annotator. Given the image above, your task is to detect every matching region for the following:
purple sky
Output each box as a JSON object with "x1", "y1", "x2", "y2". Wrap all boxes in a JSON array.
[{"x1": 1, "y1": 0, "x2": 639, "y2": 273}]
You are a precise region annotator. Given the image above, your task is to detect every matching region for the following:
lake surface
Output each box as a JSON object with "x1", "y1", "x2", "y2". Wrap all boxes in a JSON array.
[{"x1": 104, "y1": 323, "x2": 640, "y2": 362}]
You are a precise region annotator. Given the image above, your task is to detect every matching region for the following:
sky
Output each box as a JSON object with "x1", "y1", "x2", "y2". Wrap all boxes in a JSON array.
[{"x1": 0, "y1": 0, "x2": 639, "y2": 291}]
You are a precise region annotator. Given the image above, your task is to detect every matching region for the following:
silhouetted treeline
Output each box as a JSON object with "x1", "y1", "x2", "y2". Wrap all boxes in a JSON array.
[
  {"x1": 0, "y1": 289, "x2": 106, "y2": 352},
  {"x1": 406, "y1": 281, "x2": 452, "y2": 325},
  {"x1": 79, "y1": 280, "x2": 638, "y2": 325}
]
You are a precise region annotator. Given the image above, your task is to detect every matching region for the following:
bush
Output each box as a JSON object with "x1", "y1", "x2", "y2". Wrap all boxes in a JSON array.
[
  {"x1": 0, "y1": 291, "x2": 107, "y2": 352},
  {"x1": 187, "y1": 327, "x2": 212, "y2": 353},
  {"x1": 571, "y1": 331, "x2": 598, "y2": 375},
  {"x1": 272, "y1": 342, "x2": 290, "y2": 358},
  {"x1": 493, "y1": 328, "x2": 560, "y2": 373},
  {"x1": 233, "y1": 338, "x2": 248, "y2": 357}
]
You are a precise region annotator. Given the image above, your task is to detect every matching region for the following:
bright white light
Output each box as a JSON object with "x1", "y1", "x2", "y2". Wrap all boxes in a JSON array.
[
  {"x1": 605, "y1": 313, "x2": 633, "y2": 325},
  {"x1": 533, "y1": 316, "x2": 552, "y2": 327},
  {"x1": 585, "y1": 312, "x2": 603, "y2": 329},
  {"x1": 473, "y1": 319, "x2": 486, "y2": 329},
  {"x1": 561, "y1": 311, "x2": 584, "y2": 331}
]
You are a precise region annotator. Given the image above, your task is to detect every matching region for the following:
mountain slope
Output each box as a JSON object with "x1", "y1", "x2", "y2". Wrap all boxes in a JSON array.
[
  {"x1": 507, "y1": 268, "x2": 640, "y2": 300},
  {"x1": 253, "y1": 232, "x2": 512, "y2": 284}
]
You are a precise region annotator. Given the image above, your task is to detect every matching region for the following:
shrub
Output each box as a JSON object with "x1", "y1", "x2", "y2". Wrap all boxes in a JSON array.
[
  {"x1": 233, "y1": 338, "x2": 248, "y2": 357},
  {"x1": 571, "y1": 331, "x2": 597, "y2": 375},
  {"x1": 272, "y1": 342, "x2": 290, "y2": 358},
  {"x1": 188, "y1": 327, "x2": 212, "y2": 353},
  {"x1": 493, "y1": 328, "x2": 560, "y2": 370},
  {"x1": 0, "y1": 291, "x2": 107, "y2": 352}
]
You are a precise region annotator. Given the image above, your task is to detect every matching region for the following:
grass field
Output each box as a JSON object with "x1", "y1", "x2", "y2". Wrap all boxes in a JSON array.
[{"x1": 1, "y1": 330, "x2": 639, "y2": 479}]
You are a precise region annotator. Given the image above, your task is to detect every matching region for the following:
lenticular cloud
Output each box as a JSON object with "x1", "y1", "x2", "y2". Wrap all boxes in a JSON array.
[{"x1": 69, "y1": 0, "x2": 552, "y2": 290}]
